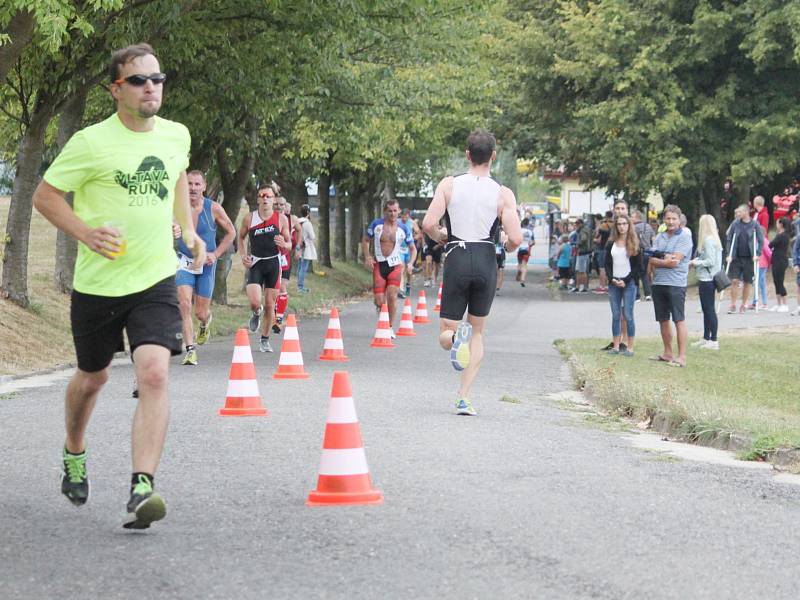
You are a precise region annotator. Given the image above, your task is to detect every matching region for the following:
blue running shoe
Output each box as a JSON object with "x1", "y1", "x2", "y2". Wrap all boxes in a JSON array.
[
  {"x1": 455, "y1": 398, "x2": 477, "y2": 416},
  {"x1": 449, "y1": 321, "x2": 472, "y2": 371}
]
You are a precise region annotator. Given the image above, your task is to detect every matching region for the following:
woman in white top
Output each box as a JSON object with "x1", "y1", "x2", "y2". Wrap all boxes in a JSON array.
[
  {"x1": 296, "y1": 204, "x2": 317, "y2": 293},
  {"x1": 603, "y1": 215, "x2": 641, "y2": 356}
]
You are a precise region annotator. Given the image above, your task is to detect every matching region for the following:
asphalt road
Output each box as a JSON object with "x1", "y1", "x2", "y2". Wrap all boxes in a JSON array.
[{"x1": 2, "y1": 269, "x2": 799, "y2": 599}]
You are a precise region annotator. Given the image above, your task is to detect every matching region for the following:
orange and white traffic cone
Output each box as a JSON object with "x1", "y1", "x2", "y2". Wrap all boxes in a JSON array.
[
  {"x1": 306, "y1": 371, "x2": 383, "y2": 506},
  {"x1": 219, "y1": 328, "x2": 268, "y2": 416},
  {"x1": 413, "y1": 290, "x2": 431, "y2": 324},
  {"x1": 273, "y1": 314, "x2": 310, "y2": 379},
  {"x1": 370, "y1": 303, "x2": 395, "y2": 348},
  {"x1": 319, "y1": 307, "x2": 348, "y2": 361},
  {"x1": 433, "y1": 283, "x2": 442, "y2": 313},
  {"x1": 396, "y1": 298, "x2": 416, "y2": 336}
]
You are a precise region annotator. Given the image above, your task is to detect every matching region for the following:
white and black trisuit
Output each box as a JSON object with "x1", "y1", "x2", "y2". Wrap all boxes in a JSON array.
[{"x1": 441, "y1": 173, "x2": 501, "y2": 320}]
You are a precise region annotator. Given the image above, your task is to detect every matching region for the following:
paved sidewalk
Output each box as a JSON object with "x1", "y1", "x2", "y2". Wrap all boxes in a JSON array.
[{"x1": 1, "y1": 268, "x2": 798, "y2": 599}]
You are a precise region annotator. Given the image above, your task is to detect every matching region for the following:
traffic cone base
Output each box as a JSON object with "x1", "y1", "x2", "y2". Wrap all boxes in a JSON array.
[
  {"x1": 307, "y1": 477, "x2": 384, "y2": 505},
  {"x1": 273, "y1": 314, "x2": 310, "y2": 379},
  {"x1": 319, "y1": 308, "x2": 349, "y2": 361},
  {"x1": 219, "y1": 329, "x2": 268, "y2": 416}
]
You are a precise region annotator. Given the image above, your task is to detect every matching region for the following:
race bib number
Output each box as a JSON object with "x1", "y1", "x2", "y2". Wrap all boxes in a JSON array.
[
  {"x1": 279, "y1": 253, "x2": 288, "y2": 268},
  {"x1": 387, "y1": 254, "x2": 401, "y2": 267},
  {"x1": 178, "y1": 253, "x2": 202, "y2": 274}
]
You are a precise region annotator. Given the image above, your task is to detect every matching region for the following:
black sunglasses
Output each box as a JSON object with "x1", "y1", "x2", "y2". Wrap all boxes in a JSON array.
[{"x1": 114, "y1": 73, "x2": 167, "y2": 86}]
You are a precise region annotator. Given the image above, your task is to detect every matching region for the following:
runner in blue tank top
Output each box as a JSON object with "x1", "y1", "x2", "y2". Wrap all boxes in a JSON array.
[
  {"x1": 174, "y1": 170, "x2": 235, "y2": 365},
  {"x1": 423, "y1": 130, "x2": 522, "y2": 416}
]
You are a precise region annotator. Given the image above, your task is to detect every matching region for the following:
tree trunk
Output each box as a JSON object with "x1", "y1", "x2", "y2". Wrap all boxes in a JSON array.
[
  {"x1": 318, "y1": 170, "x2": 332, "y2": 268},
  {"x1": 348, "y1": 183, "x2": 363, "y2": 261},
  {"x1": 53, "y1": 87, "x2": 89, "y2": 294},
  {"x1": 216, "y1": 140, "x2": 255, "y2": 228},
  {"x1": 0, "y1": 10, "x2": 34, "y2": 83},
  {"x1": 213, "y1": 139, "x2": 255, "y2": 305},
  {"x1": 334, "y1": 189, "x2": 347, "y2": 261},
  {"x1": 1, "y1": 102, "x2": 55, "y2": 307}
]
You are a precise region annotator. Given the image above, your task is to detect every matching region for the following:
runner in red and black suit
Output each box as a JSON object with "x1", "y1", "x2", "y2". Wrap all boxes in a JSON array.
[
  {"x1": 271, "y1": 196, "x2": 302, "y2": 333},
  {"x1": 239, "y1": 183, "x2": 291, "y2": 353}
]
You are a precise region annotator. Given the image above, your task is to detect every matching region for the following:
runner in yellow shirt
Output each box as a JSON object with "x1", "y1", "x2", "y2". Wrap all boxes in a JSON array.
[{"x1": 32, "y1": 43, "x2": 205, "y2": 530}]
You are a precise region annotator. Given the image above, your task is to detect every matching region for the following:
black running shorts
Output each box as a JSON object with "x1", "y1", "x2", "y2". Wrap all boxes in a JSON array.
[
  {"x1": 247, "y1": 256, "x2": 281, "y2": 289},
  {"x1": 729, "y1": 256, "x2": 754, "y2": 284},
  {"x1": 70, "y1": 277, "x2": 183, "y2": 373},
  {"x1": 440, "y1": 242, "x2": 497, "y2": 320},
  {"x1": 651, "y1": 284, "x2": 687, "y2": 323}
]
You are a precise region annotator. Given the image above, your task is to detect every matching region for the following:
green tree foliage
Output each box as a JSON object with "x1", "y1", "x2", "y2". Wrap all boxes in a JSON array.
[
  {"x1": 1, "y1": 0, "x2": 512, "y2": 305},
  {"x1": 504, "y1": 0, "x2": 800, "y2": 225}
]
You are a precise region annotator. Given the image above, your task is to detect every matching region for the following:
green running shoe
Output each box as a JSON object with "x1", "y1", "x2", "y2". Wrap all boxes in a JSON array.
[
  {"x1": 181, "y1": 348, "x2": 198, "y2": 366},
  {"x1": 123, "y1": 474, "x2": 166, "y2": 530},
  {"x1": 455, "y1": 398, "x2": 477, "y2": 416},
  {"x1": 61, "y1": 448, "x2": 89, "y2": 506},
  {"x1": 196, "y1": 314, "x2": 212, "y2": 345},
  {"x1": 449, "y1": 321, "x2": 472, "y2": 371}
]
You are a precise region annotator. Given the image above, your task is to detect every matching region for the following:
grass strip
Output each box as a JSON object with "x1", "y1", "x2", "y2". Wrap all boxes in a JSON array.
[{"x1": 555, "y1": 328, "x2": 800, "y2": 467}]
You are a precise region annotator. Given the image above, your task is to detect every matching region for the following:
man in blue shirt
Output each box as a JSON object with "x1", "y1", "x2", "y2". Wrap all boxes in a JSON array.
[{"x1": 647, "y1": 205, "x2": 693, "y2": 367}]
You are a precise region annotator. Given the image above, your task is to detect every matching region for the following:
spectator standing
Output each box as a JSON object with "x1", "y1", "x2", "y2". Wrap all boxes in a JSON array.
[
  {"x1": 557, "y1": 234, "x2": 572, "y2": 289},
  {"x1": 549, "y1": 233, "x2": 560, "y2": 281},
  {"x1": 568, "y1": 221, "x2": 579, "y2": 289},
  {"x1": 793, "y1": 217, "x2": 800, "y2": 315},
  {"x1": 647, "y1": 205, "x2": 693, "y2": 367},
  {"x1": 689, "y1": 215, "x2": 723, "y2": 350},
  {"x1": 573, "y1": 217, "x2": 593, "y2": 293},
  {"x1": 632, "y1": 209, "x2": 654, "y2": 300},
  {"x1": 296, "y1": 204, "x2": 316, "y2": 293},
  {"x1": 604, "y1": 215, "x2": 640, "y2": 356},
  {"x1": 753, "y1": 195, "x2": 769, "y2": 232},
  {"x1": 753, "y1": 242, "x2": 771, "y2": 310},
  {"x1": 769, "y1": 217, "x2": 790, "y2": 312},
  {"x1": 593, "y1": 211, "x2": 612, "y2": 293},
  {"x1": 725, "y1": 204, "x2": 765, "y2": 314}
]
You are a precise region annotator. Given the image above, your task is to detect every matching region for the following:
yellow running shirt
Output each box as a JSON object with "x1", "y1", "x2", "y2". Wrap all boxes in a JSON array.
[{"x1": 44, "y1": 113, "x2": 190, "y2": 296}]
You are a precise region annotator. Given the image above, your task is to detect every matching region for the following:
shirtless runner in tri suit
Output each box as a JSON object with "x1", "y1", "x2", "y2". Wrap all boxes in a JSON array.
[{"x1": 362, "y1": 199, "x2": 417, "y2": 330}]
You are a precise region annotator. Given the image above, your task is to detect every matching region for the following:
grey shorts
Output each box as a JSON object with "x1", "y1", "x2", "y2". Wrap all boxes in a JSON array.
[{"x1": 575, "y1": 254, "x2": 591, "y2": 273}]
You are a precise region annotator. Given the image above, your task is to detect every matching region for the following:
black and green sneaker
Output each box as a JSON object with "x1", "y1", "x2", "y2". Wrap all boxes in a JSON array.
[
  {"x1": 122, "y1": 474, "x2": 166, "y2": 530},
  {"x1": 61, "y1": 448, "x2": 89, "y2": 506}
]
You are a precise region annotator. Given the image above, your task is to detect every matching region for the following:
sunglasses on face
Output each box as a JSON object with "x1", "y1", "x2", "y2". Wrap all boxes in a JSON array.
[
  {"x1": 114, "y1": 73, "x2": 167, "y2": 86},
  {"x1": 258, "y1": 193, "x2": 274, "y2": 199}
]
